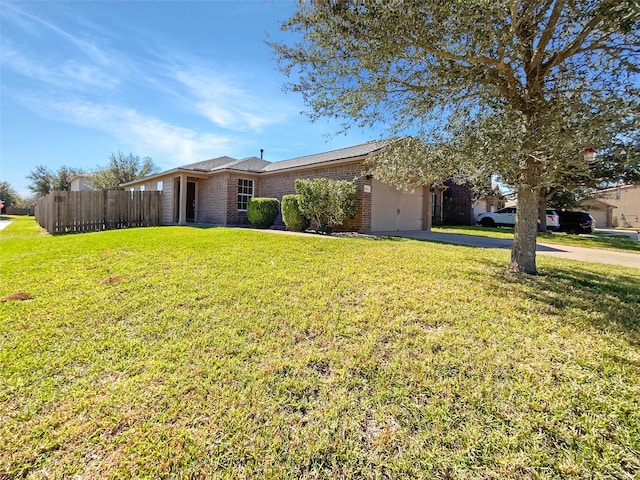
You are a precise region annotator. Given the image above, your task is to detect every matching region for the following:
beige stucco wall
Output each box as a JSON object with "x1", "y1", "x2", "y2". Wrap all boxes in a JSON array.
[
  {"x1": 596, "y1": 185, "x2": 640, "y2": 228},
  {"x1": 70, "y1": 176, "x2": 94, "y2": 191},
  {"x1": 160, "y1": 176, "x2": 174, "y2": 225}
]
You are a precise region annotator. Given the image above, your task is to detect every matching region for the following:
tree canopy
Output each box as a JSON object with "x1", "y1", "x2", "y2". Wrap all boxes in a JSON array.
[
  {"x1": 26, "y1": 165, "x2": 84, "y2": 198},
  {"x1": 0, "y1": 181, "x2": 20, "y2": 209},
  {"x1": 91, "y1": 152, "x2": 157, "y2": 191},
  {"x1": 273, "y1": 0, "x2": 639, "y2": 273}
]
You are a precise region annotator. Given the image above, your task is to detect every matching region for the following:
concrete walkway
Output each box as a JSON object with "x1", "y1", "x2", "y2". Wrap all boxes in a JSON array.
[
  {"x1": 0, "y1": 219, "x2": 12, "y2": 231},
  {"x1": 374, "y1": 230, "x2": 640, "y2": 269}
]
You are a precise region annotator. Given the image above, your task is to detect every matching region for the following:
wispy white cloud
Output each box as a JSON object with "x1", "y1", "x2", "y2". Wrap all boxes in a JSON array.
[
  {"x1": 1, "y1": 3, "x2": 138, "y2": 94},
  {"x1": 2, "y1": 2, "x2": 112, "y2": 66},
  {"x1": 1, "y1": 43, "x2": 120, "y2": 91},
  {"x1": 2, "y1": 2, "x2": 296, "y2": 162},
  {"x1": 173, "y1": 69, "x2": 294, "y2": 133},
  {"x1": 16, "y1": 95, "x2": 232, "y2": 165}
]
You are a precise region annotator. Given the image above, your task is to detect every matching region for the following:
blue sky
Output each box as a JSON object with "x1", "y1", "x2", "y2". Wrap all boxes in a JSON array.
[{"x1": 1, "y1": 1, "x2": 381, "y2": 197}]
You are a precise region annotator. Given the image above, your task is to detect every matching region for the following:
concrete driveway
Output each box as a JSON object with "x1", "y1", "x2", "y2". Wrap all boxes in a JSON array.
[
  {"x1": 374, "y1": 230, "x2": 640, "y2": 269},
  {"x1": 0, "y1": 219, "x2": 12, "y2": 231}
]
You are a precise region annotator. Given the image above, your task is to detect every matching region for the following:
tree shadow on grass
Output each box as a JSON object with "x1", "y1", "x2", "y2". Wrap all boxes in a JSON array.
[
  {"x1": 495, "y1": 263, "x2": 640, "y2": 346},
  {"x1": 379, "y1": 231, "x2": 572, "y2": 252}
]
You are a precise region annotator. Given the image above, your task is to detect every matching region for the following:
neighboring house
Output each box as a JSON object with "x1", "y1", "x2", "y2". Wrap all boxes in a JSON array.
[
  {"x1": 586, "y1": 184, "x2": 639, "y2": 228},
  {"x1": 121, "y1": 141, "x2": 474, "y2": 233},
  {"x1": 471, "y1": 184, "x2": 507, "y2": 221},
  {"x1": 70, "y1": 174, "x2": 95, "y2": 191},
  {"x1": 579, "y1": 197, "x2": 616, "y2": 228}
]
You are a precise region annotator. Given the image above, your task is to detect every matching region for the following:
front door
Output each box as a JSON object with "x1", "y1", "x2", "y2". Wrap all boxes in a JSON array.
[
  {"x1": 186, "y1": 181, "x2": 196, "y2": 222},
  {"x1": 175, "y1": 179, "x2": 197, "y2": 223}
]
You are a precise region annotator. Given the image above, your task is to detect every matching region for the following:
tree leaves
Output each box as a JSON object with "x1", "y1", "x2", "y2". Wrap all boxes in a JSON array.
[
  {"x1": 91, "y1": 152, "x2": 157, "y2": 191},
  {"x1": 272, "y1": 0, "x2": 639, "y2": 272}
]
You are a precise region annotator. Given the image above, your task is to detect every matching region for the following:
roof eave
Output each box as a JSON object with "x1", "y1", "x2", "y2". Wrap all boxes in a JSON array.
[
  {"x1": 119, "y1": 167, "x2": 210, "y2": 187},
  {"x1": 260, "y1": 152, "x2": 379, "y2": 175}
]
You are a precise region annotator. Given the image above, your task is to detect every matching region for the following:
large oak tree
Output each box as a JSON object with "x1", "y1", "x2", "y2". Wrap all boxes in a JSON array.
[{"x1": 272, "y1": 0, "x2": 639, "y2": 274}]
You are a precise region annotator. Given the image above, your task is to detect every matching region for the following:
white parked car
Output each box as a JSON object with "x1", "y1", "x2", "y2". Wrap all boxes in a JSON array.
[{"x1": 477, "y1": 207, "x2": 559, "y2": 231}]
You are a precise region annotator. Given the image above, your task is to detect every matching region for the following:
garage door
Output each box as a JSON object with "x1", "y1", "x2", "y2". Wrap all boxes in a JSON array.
[
  {"x1": 371, "y1": 179, "x2": 423, "y2": 231},
  {"x1": 588, "y1": 209, "x2": 608, "y2": 228}
]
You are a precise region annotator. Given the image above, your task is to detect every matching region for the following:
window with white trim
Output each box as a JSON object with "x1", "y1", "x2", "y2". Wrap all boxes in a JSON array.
[{"x1": 237, "y1": 178, "x2": 254, "y2": 211}]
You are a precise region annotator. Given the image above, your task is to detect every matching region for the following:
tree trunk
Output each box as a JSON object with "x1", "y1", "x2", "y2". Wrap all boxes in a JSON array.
[
  {"x1": 537, "y1": 197, "x2": 548, "y2": 233},
  {"x1": 510, "y1": 161, "x2": 541, "y2": 274}
]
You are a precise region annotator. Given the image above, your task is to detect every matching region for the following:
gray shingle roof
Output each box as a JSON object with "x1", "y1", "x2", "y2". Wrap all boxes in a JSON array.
[
  {"x1": 125, "y1": 141, "x2": 388, "y2": 187},
  {"x1": 210, "y1": 157, "x2": 271, "y2": 172},
  {"x1": 260, "y1": 140, "x2": 387, "y2": 172},
  {"x1": 180, "y1": 156, "x2": 239, "y2": 171}
]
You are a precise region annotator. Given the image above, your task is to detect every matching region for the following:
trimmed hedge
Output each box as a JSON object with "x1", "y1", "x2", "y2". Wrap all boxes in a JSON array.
[
  {"x1": 281, "y1": 194, "x2": 311, "y2": 232},
  {"x1": 246, "y1": 197, "x2": 279, "y2": 229}
]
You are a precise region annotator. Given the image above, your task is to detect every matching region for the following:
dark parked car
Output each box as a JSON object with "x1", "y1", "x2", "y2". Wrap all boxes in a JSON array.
[{"x1": 557, "y1": 211, "x2": 595, "y2": 234}]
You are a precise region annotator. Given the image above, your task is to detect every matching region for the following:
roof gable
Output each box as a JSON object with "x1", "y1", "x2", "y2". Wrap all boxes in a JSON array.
[
  {"x1": 181, "y1": 156, "x2": 239, "y2": 171},
  {"x1": 211, "y1": 156, "x2": 271, "y2": 172}
]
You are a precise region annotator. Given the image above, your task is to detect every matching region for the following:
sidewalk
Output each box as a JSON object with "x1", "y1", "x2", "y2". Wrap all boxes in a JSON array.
[{"x1": 374, "y1": 230, "x2": 640, "y2": 269}]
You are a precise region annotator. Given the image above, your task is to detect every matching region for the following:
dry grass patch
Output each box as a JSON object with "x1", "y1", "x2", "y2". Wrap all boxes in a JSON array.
[
  {"x1": 0, "y1": 291, "x2": 32, "y2": 302},
  {"x1": 99, "y1": 276, "x2": 123, "y2": 285}
]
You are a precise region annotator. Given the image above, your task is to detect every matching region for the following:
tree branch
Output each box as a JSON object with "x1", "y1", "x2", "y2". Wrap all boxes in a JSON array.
[
  {"x1": 530, "y1": 0, "x2": 566, "y2": 70},
  {"x1": 541, "y1": 5, "x2": 608, "y2": 75}
]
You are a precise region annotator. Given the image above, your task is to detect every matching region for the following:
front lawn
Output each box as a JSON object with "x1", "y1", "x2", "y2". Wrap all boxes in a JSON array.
[
  {"x1": 1, "y1": 217, "x2": 639, "y2": 478},
  {"x1": 434, "y1": 225, "x2": 640, "y2": 252}
]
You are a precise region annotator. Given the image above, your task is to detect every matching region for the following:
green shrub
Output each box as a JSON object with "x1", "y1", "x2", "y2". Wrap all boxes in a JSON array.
[
  {"x1": 294, "y1": 178, "x2": 356, "y2": 234},
  {"x1": 281, "y1": 194, "x2": 311, "y2": 232},
  {"x1": 246, "y1": 197, "x2": 279, "y2": 228}
]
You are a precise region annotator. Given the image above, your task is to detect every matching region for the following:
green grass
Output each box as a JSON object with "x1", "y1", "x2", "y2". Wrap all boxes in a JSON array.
[
  {"x1": 1, "y1": 216, "x2": 639, "y2": 479},
  {"x1": 434, "y1": 225, "x2": 640, "y2": 252}
]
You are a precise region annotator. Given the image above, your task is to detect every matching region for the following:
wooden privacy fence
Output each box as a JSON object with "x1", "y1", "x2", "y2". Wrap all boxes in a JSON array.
[{"x1": 35, "y1": 190, "x2": 163, "y2": 234}]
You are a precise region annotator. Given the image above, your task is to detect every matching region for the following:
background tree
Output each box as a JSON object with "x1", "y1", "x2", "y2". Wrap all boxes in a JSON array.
[
  {"x1": 273, "y1": 0, "x2": 639, "y2": 274},
  {"x1": 52, "y1": 166, "x2": 82, "y2": 191},
  {"x1": 591, "y1": 131, "x2": 640, "y2": 186},
  {"x1": 15, "y1": 194, "x2": 37, "y2": 209},
  {"x1": 532, "y1": 106, "x2": 639, "y2": 230},
  {"x1": 26, "y1": 165, "x2": 54, "y2": 198},
  {"x1": 91, "y1": 152, "x2": 157, "y2": 191},
  {"x1": 26, "y1": 165, "x2": 83, "y2": 197},
  {"x1": 542, "y1": 128, "x2": 639, "y2": 218},
  {"x1": 0, "y1": 181, "x2": 20, "y2": 210}
]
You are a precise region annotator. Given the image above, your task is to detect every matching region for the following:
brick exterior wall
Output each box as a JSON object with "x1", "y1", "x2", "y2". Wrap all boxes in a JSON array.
[
  {"x1": 258, "y1": 161, "x2": 369, "y2": 232},
  {"x1": 197, "y1": 175, "x2": 228, "y2": 224},
  {"x1": 442, "y1": 180, "x2": 474, "y2": 225},
  {"x1": 126, "y1": 160, "x2": 471, "y2": 230},
  {"x1": 226, "y1": 173, "x2": 261, "y2": 226}
]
